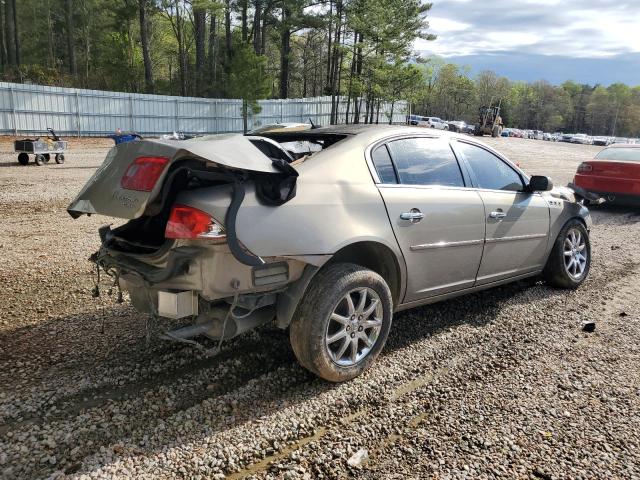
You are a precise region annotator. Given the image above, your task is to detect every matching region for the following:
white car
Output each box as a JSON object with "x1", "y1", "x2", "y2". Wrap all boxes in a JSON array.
[
  {"x1": 418, "y1": 117, "x2": 449, "y2": 130},
  {"x1": 571, "y1": 134, "x2": 593, "y2": 145}
]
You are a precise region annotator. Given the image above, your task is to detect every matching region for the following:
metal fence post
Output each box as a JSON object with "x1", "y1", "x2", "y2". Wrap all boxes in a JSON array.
[
  {"x1": 129, "y1": 95, "x2": 135, "y2": 132},
  {"x1": 75, "y1": 92, "x2": 81, "y2": 137},
  {"x1": 9, "y1": 86, "x2": 17, "y2": 135},
  {"x1": 175, "y1": 98, "x2": 179, "y2": 132}
]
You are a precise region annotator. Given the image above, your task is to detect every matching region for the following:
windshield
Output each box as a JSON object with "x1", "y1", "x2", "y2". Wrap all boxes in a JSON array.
[{"x1": 595, "y1": 147, "x2": 640, "y2": 162}]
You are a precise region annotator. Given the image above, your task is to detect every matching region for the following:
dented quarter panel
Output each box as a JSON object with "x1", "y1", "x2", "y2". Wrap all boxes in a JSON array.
[{"x1": 175, "y1": 131, "x2": 407, "y2": 263}]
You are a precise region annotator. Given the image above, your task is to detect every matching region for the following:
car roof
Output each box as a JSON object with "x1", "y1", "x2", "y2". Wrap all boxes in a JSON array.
[{"x1": 605, "y1": 143, "x2": 640, "y2": 148}]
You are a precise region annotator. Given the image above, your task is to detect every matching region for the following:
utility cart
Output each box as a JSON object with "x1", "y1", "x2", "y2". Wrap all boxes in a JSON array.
[{"x1": 15, "y1": 128, "x2": 67, "y2": 166}]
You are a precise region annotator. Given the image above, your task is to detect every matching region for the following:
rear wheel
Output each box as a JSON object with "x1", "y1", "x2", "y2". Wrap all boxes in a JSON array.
[
  {"x1": 43, "y1": 153, "x2": 51, "y2": 163},
  {"x1": 289, "y1": 263, "x2": 393, "y2": 382},
  {"x1": 543, "y1": 219, "x2": 590, "y2": 289},
  {"x1": 35, "y1": 154, "x2": 46, "y2": 166},
  {"x1": 18, "y1": 153, "x2": 29, "y2": 165},
  {"x1": 55, "y1": 153, "x2": 65, "y2": 164}
]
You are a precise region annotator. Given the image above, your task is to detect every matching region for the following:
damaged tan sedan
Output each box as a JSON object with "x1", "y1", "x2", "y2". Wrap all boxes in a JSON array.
[{"x1": 69, "y1": 125, "x2": 592, "y2": 381}]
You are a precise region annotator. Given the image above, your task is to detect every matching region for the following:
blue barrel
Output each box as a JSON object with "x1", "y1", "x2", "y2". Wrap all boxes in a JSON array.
[{"x1": 110, "y1": 133, "x2": 141, "y2": 145}]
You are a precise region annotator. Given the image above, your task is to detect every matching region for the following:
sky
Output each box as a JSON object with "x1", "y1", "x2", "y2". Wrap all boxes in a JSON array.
[{"x1": 414, "y1": 0, "x2": 640, "y2": 85}]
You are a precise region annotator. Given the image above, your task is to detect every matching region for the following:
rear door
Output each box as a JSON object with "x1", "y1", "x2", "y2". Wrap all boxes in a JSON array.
[
  {"x1": 371, "y1": 136, "x2": 486, "y2": 303},
  {"x1": 453, "y1": 140, "x2": 550, "y2": 285}
]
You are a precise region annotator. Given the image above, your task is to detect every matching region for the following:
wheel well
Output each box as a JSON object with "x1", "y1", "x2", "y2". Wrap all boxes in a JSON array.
[{"x1": 326, "y1": 241, "x2": 402, "y2": 305}]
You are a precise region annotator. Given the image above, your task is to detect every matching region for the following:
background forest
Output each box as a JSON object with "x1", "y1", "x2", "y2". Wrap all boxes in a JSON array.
[{"x1": 1, "y1": 0, "x2": 639, "y2": 136}]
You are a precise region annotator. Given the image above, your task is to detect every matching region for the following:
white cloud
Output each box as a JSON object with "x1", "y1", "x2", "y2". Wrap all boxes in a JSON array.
[{"x1": 419, "y1": 0, "x2": 640, "y2": 58}]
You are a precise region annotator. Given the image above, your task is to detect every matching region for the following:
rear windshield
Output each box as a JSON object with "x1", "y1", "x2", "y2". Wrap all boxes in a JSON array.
[{"x1": 595, "y1": 147, "x2": 640, "y2": 162}]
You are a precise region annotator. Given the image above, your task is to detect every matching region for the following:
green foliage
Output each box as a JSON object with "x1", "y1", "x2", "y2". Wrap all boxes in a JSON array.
[{"x1": 2, "y1": 0, "x2": 639, "y2": 135}]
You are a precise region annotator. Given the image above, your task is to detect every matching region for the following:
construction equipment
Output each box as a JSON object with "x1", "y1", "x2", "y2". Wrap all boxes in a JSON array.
[{"x1": 474, "y1": 101, "x2": 503, "y2": 137}]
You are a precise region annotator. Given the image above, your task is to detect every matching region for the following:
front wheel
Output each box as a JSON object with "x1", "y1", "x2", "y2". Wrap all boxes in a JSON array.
[
  {"x1": 35, "y1": 154, "x2": 46, "y2": 166},
  {"x1": 289, "y1": 263, "x2": 393, "y2": 382},
  {"x1": 543, "y1": 219, "x2": 591, "y2": 289}
]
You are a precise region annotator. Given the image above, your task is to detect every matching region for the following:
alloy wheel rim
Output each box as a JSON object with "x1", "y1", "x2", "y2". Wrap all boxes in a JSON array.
[
  {"x1": 563, "y1": 228, "x2": 588, "y2": 279},
  {"x1": 325, "y1": 287, "x2": 383, "y2": 367}
]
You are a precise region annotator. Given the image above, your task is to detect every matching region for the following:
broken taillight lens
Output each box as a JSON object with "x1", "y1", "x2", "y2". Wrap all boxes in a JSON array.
[
  {"x1": 121, "y1": 156, "x2": 170, "y2": 191},
  {"x1": 165, "y1": 204, "x2": 226, "y2": 240},
  {"x1": 577, "y1": 162, "x2": 593, "y2": 173}
]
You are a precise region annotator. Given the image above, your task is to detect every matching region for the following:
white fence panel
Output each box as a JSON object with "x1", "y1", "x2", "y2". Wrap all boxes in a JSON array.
[{"x1": 0, "y1": 82, "x2": 408, "y2": 136}]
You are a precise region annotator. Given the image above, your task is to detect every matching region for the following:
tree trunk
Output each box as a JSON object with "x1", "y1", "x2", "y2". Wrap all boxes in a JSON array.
[
  {"x1": 11, "y1": 0, "x2": 19, "y2": 65},
  {"x1": 329, "y1": 1, "x2": 343, "y2": 124},
  {"x1": 279, "y1": 7, "x2": 291, "y2": 99},
  {"x1": 173, "y1": 0, "x2": 187, "y2": 96},
  {"x1": 208, "y1": 12, "x2": 217, "y2": 84},
  {"x1": 65, "y1": 0, "x2": 77, "y2": 76},
  {"x1": 241, "y1": 0, "x2": 248, "y2": 42},
  {"x1": 345, "y1": 31, "x2": 358, "y2": 123},
  {"x1": 389, "y1": 100, "x2": 395, "y2": 125},
  {"x1": 253, "y1": 0, "x2": 261, "y2": 54},
  {"x1": 225, "y1": 0, "x2": 232, "y2": 62},
  {"x1": 194, "y1": 7, "x2": 206, "y2": 95},
  {"x1": 325, "y1": 0, "x2": 333, "y2": 93},
  {"x1": 4, "y1": 0, "x2": 16, "y2": 66},
  {"x1": 138, "y1": 0, "x2": 154, "y2": 93},
  {"x1": 0, "y1": 4, "x2": 7, "y2": 67}
]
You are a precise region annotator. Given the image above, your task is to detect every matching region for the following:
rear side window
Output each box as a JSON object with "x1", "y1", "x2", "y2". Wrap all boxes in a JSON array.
[
  {"x1": 371, "y1": 146, "x2": 398, "y2": 184},
  {"x1": 595, "y1": 147, "x2": 640, "y2": 162},
  {"x1": 386, "y1": 138, "x2": 464, "y2": 187},
  {"x1": 457, "y1": 142, "x2": 523, "y2": 191}
]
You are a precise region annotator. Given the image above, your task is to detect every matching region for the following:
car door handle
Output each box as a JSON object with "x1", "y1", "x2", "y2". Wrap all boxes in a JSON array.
[
  {"x1": 489, "y1": 211, "x2": 507, "y2": 219},
  {"x1": 400, "y1": 209, "x2": 424, "y2": 223}
]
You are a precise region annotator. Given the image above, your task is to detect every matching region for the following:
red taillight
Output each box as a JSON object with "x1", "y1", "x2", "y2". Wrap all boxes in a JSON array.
[
  {"x1": 165, "y1": 204, "x2": 226, "y2": 240},
  {"x1": 577, "y1": 162, "x2": 593, "y2": 173},
  {"x1": 121, "y1": 156, "x2": 170, "y2": 191}
]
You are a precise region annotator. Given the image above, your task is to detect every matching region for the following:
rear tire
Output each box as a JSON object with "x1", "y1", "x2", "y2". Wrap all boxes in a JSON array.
[
  {"x1": 35, "y1": 154, "x2": 46, "y2": 166},
  {"x1": 55, "y1": 153, "x2": 65, "y2": 164},
  {"x1": 289, "y1": 263, "x2": 393, "y2": 382},
  {"x1": 18, "y1": 153, "x2": 29, "y2": 165},
  {"x1": 543, "y1": 219, "x2": 590, "y2": 289}
]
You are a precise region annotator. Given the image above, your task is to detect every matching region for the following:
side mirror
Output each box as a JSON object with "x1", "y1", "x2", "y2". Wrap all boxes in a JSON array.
[{"x1": 527, "y1": 175, "x2": 553, "y2": 192}]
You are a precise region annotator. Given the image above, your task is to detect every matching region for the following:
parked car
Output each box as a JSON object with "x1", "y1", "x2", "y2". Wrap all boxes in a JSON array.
[
  {"x1": 68, "y1": 126, "x2": 592, "y2": 382},
  {"x1": 571, "y1": 134, "x2": 593, "y2": 145},
  {"x1": 551, "y1": 133, "x2": 563, "y2": 142},
  {"x1": 543, "y1": 133, "x2": 552, "y2": 141},
  {"x1": 419, "y1": 117, "x2": 449, "y2": 130},
  {"x1": 447, "y1": 120, "x2": 468, "y2": 133},
  {"x1": 501, "y1": 128, "x2": 511, "y2": 137},
  {"x1": 462, "y1": 123, "x2": 476, "y2": 134},
  {"x1": 572, "y1": 143, "x2": 640, "y2": 204},
  {"x1": 406, "y1": 114, "x2": 425, "y2": 126},
  {"x1": 612, "y1": 137, "x2": 630, "y2": 144},
  {"x1": 592, "y1": 136, "x2": 612, "y2": 146},
  {"x1": 561, "y1": 133, "x2": 575, "y2": 143},
  {"x1": 532, "y1": 130, "x2": 543, "y2": 140}
]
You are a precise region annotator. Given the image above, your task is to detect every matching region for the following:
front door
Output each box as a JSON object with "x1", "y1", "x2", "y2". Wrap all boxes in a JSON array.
[
  {"x1": 371, "y1": 137, "x2": 486, "y2": 303},
  {"x1": 453, "y1": 140, "x2": 550, "y2": 284}
]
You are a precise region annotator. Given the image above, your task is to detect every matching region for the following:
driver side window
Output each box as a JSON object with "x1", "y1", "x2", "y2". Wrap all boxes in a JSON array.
[{"x1": 457, "y1": 142, "x2": 524, "y2": 191}]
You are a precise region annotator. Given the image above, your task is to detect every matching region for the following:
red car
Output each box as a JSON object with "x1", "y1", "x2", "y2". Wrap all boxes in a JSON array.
[{"x1": 573, "y1": 144, "x2": 640, "y2": 204}]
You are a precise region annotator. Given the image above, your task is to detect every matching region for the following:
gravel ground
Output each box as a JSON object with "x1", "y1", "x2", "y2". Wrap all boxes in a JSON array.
[{"x1": 1, "y1": 136, "x2": 639, "y2": 479}]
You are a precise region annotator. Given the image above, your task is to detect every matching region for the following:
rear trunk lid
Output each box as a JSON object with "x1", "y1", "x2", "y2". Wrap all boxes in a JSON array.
[
  {"x1": 68, "y1": 134, "x2": 282, "y2": 219},
  {"x1": 588, "y1": 160, "x2": 640, "y2": 180}
]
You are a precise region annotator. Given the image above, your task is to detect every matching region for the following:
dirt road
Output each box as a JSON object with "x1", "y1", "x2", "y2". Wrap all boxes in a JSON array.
[{"x1": 1, "y1": 136, "x2": 639, "y2": 479}]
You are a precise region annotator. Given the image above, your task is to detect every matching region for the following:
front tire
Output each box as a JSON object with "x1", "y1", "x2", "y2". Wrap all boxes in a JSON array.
[
  {"x1": 543, "y1": 219, "x2": 590, "y2": 289},
  {"x1": 289, "y1": 263, "x2": 393, "y2": 382}
]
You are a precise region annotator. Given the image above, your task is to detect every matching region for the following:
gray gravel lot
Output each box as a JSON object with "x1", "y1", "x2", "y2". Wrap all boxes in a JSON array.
[{"x1": 1, "y1": 136, "x2": 639, "y2": 479}]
